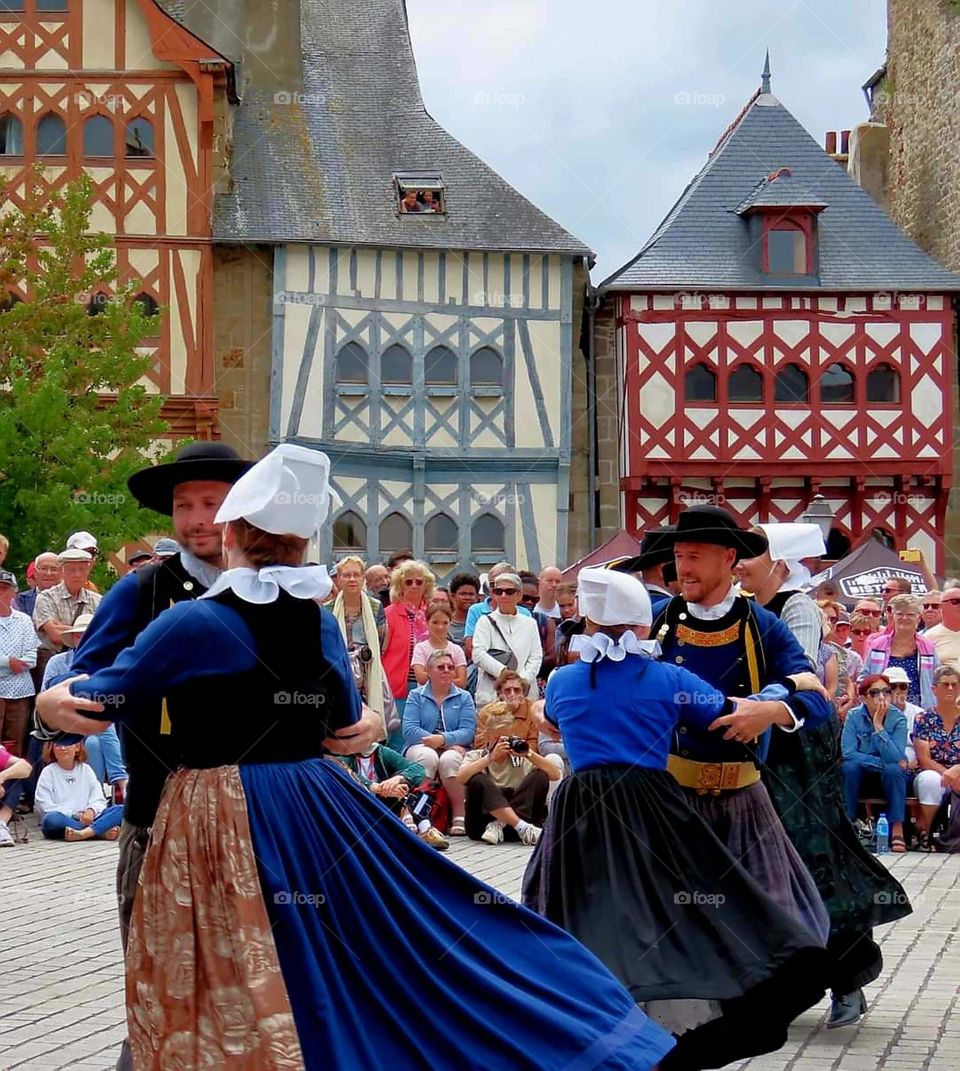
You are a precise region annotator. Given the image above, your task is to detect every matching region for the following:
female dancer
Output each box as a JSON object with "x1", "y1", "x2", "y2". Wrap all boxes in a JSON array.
[
  {"x1": 38, "y1": 445, "x2": 673, "y2": 1071},
  {"x1": 523, "y1": 567, "x2": 830, "y2": 1070}
]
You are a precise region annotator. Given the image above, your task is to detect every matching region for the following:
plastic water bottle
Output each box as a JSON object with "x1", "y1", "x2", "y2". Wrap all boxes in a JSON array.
[{"x1": 875, "y1": 813, "x2": 890, "y2": 855}]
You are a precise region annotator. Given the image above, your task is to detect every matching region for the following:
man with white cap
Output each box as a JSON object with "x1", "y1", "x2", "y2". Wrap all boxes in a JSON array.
[
  {"x1": 524, "y1": 566, "x2": 831, "y2": 1070},
  {"x1": 38, "y1": 446, "x2": 678, "y2": 1071},
  {"x1": 32, "y1": 548, "x2": 101, "y2": 667},
  {"x1": 736, "y1": 521, "x2": 911, "y2": 1030}
]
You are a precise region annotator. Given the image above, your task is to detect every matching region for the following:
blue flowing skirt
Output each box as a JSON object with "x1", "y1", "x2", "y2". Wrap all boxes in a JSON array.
[{"x1": 240, "y1": 758, "x2": 672, "y2": 1069}]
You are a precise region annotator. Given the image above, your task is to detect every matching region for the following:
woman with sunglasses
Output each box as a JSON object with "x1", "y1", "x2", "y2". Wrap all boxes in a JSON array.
[
  {"x1": 840, "y1": 674, "x2": 910, "y2": 853},
  {"x1": 381, "y1": 560, "x2": 434, "y2": 747},
  {"x1": 472, "y1": 573, "x2": 542, "y2": 706},
  {"x1": 860, "y1": 594, "x2": 937, "y2": 711},
  {"x1": 819, "y1": 600, "x2": 857, "y2": 718},
  {"x1": 912, "y1": 665, "x2": 960, "y2": 850}
]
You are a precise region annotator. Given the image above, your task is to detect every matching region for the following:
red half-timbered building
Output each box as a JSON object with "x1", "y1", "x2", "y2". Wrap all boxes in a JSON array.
[
  {"x1": 598, "y1": 64, "x2": 960, "y2": 569},
  {"x1": 0, "y1": 0, "x2": 234, "y2": 439}
]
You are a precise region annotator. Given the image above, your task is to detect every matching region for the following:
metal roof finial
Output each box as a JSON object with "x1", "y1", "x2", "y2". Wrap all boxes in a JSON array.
[{"x1": 761, "y1": 50, "x2": 772, "y2": 94}]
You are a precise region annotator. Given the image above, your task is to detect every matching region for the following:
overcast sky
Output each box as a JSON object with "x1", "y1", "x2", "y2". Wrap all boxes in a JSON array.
[{"x1": 406, "y1": 0, "x2": 887, "y2": 278}]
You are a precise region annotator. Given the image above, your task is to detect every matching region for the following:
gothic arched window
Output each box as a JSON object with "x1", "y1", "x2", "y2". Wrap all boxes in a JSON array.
[
  {"x1": 471, "y1": 513, "x2": 505, "y2": 555},
  {"x1": 333, "y1": 511, "x2": 366, "y2": 552},
  {"x1": 684, "y1": 363, "x2": 716, "y2": 402},
  {"x1": 380, "y1": 512, "x2": 412, "y2": 555},
  {"x1": 83, "y1": 115, "x2": 114, "y2": 158},
  {"x1": 866, "y1": 362, "x2": 900, "y2": 404},
  {"x1": 728, "y1": 363, "x2": 763, "y2": 403},
  {"x1": 335, "y1": 342, "x2": 368, "y2": 384},
  {"x1": 125, "y1": 117, "x2": 154, "y2": 158},
  {"x1": 820, "y1": 362, "x2": 855, "y2": 404},
  {"x1": 425, "y1": 513, "x2": 458, "y2": 554},
  {"x1": 774, "y1": 363, "x2": 809, "y2": 403},
  {"x1": 37, "y1": 112, "x2": 67, "y2": 155},
  {"x1": 381, "y1": 343, "x2": 412, "y2": 386},
  {"x1": 0, "y1": 114, "x2": 24, "y2": 156},
  {"x1": 425, "y1": 344, "x2": 458, "y2": 386},
  {"x1": 470, "y1": 346, "x2": 503, "y2": 388}
]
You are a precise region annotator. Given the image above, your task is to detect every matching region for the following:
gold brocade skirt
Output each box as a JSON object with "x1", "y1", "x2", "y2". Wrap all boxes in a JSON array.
[{"x1": 125, "y1": 767, "x2": 304, "y2": 1070}]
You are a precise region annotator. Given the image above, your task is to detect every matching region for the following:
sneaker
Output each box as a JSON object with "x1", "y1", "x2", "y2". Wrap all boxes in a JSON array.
[
  {"x1": 420, "y1": 826, "x2": 449, "y2": 851},
  {"x1": 0, "y1": 821, "x2": 14, "y2": 848},
  {"x1": 481, "y1": 820, "x2": 505, "y2": 845},
  {"x1": 518, "y1": 823, "x2": 542, "y2": 847}
]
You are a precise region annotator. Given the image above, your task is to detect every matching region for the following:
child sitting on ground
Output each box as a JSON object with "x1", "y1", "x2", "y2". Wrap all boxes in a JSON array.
[{"x1": 34, "y1": 740, "x2": 123, "y2": 842}]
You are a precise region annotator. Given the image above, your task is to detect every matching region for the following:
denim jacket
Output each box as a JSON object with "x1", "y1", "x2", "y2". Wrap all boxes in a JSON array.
[
  {"x1": 841, "y1": 703, "x2": 908, "y2": 768},
  {"x1": 402, "y1": 682, "x2": 477, "y2": 751}
]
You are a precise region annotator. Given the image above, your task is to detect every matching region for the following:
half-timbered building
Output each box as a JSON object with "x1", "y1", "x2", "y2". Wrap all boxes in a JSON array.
[
  {"x1": 596, "y1": 63, "x2": 960, "y2": 570},
  {"x1": 154, "y1": 0, "x2": 593, "y2": 574},
  {"x1": 0, "y1": 0, "x2": 234, "y2": 440}
]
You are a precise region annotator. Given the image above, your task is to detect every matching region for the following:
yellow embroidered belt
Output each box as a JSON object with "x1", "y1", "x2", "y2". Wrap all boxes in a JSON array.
[
  {"x1": 675, "y1": 622, "x2": 741, "y2": 647},
  {"x1": 667, "y1": 755, "x2": 760, "y2": 794}
]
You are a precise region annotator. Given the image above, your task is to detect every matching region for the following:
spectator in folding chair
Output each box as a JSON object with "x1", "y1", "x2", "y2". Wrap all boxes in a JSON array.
[{"x1": 0, "y1": 744, "x2": 31, "y2": 847}]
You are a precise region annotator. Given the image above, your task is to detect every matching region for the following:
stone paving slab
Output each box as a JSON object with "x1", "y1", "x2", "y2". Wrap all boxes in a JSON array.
[{"x1": 1, "y1": 817, "x2": 957, "y2": 1070}]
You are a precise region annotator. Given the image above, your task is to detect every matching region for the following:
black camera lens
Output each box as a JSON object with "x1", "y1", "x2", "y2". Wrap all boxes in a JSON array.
[{"x1": 508, "y1": 736, "x2": 529, "y2": 753}]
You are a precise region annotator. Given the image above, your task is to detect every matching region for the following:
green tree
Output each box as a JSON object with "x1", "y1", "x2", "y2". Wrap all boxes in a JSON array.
[{"x1": 0, "y1": 169, "x2": 169, "y2": 577}]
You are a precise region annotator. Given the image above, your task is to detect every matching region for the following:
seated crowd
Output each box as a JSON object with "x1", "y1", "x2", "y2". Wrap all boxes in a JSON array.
[{"x1": 2, "y1": 525, "x2": 959, "y2": 855}]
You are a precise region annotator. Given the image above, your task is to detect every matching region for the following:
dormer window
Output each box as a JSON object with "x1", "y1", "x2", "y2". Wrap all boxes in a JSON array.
[
  {"x1": 766, "y1": 223, "x2": 807, "y2": 274},
  {"x1": 395, "y1": 172, "x2": 445, "y2": 216}
]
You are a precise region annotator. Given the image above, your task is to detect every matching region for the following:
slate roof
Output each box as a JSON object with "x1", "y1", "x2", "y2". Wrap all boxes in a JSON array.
[
  {"x1": 602, "y1": 90, "x2": 960, "y2": 291},
  {"x1": 735, "y1": 170, "x2": 827, "y2": 215},
  {"x1": 157, "y1": 0, "x2": 590, "y2": 255}
]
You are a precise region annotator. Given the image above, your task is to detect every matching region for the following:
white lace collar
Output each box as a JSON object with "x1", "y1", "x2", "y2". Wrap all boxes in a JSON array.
[
  {"x1": 686, "y1": 585, "x2": 738, "y2": 621},
  {"x1": 578, "y1": 632, "x2": 661, "y2": 664},
  {"x1": 200, "y1": 565, "x2": 332, "y2": 605}
]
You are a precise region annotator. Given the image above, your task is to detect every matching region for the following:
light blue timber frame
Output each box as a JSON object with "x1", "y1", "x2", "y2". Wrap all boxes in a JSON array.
[{"x1": 270, "y1": 245, "x2": 576, "y2": 571}]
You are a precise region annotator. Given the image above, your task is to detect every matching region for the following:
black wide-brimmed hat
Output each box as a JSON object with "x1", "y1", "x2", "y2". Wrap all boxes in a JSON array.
[
  {"x1": 609, "y1": 526, "x2": 676, "y2": 574},
  {"x1": 660, "y1": 504, "x2": 768, "y2": 562},
  {"x1": 128, "y1": 442, "x2": 253, "y2": 516}
]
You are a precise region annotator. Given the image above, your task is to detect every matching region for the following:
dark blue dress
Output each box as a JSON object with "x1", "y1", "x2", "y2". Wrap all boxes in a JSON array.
[{"x1": 70, "y1": 588, "x2": 673, "y2": 1070}]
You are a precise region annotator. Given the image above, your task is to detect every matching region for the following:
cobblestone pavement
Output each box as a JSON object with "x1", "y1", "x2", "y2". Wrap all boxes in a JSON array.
[{"x1": 1, "y1": 817, "x2": 957, "y2": 1070}]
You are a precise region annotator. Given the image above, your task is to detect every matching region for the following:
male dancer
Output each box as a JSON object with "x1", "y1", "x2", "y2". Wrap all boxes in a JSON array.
[
  {"x1": 49, "y1": 442, "x2": 381, "y2": 1070},
  {"x1": 651, "y1": 505, "x2": 834, "y2": 944}
]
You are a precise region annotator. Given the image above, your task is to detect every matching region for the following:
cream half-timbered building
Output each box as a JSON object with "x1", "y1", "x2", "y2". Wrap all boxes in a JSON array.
[
  {"x1": 153, "y1": 0, "x2": 592, "y2": 574},
  {"x1": 0, "y1": 0, "x2": 233, "y2": 439}
]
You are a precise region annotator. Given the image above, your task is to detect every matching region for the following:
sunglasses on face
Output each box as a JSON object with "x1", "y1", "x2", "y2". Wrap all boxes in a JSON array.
[
  {"x1": 891, "y1": 684, "x2": 909, "y2": 691},
  {"x1": 404, "y1": 578, "x2": 424, "y2": 587},
  {"x1": 942, "y1": 599, "x2": 960, "y2": 606},
  {"x1": 500, "y1": 686, "x2": 524, "y2": 695},
  {"x1": 493, "y1": 588, "x2": 518, "y2": 596},
  {"x1": 858, "y1": 609, "x2": 881, "y2": 616},
  {"x1": 433, "y1": 664, "x2": 455, "y2": 672},
  {"x1": 867, "y1": 688, "x2": 892, "y2": 698},
  {"x1": 851, "y1": 629, "x2": 871, "y2": 636},
  {"x1": 938, "y1": 681, "x2": 960, "y2": 689}
]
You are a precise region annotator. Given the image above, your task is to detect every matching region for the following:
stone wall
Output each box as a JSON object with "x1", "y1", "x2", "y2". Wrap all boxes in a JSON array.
[
  {"x1": 875, "y1": 0, "x2": 960, "y2": 272},
  {"x1": 593, "y1": 291, "x2": 622, "y2": 542},
  {"x1": 213, "y1": 245, "x2": 273, "y2": 459},
  {"x1": 876, "y1": 0, "x2": 960, "y2": 569}
]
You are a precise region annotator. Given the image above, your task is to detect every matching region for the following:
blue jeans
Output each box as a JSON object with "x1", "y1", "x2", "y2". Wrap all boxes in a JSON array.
[
  {"x1": 41, "y1": 804, "x2": 124, "y2": 839},
  {"x1": 84, "y1": 726, "x2": 127, "y2": 785},
  {"x1": 842, "y1": 757, "x2": 910, "y2": 823}
]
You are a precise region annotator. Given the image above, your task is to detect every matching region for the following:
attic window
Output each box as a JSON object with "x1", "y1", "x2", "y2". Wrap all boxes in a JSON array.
[
  {"x1": 395, "y1": 173, "x2": 445, "y2": 216},
  {"x1": 762, "y1": 218, "x2": 811, "y2": 275}
]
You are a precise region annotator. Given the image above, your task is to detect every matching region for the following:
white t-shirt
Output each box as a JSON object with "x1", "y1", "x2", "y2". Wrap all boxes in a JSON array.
[{"x1": 34, "y1": 762, "x2": 107, "y2": 819}]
